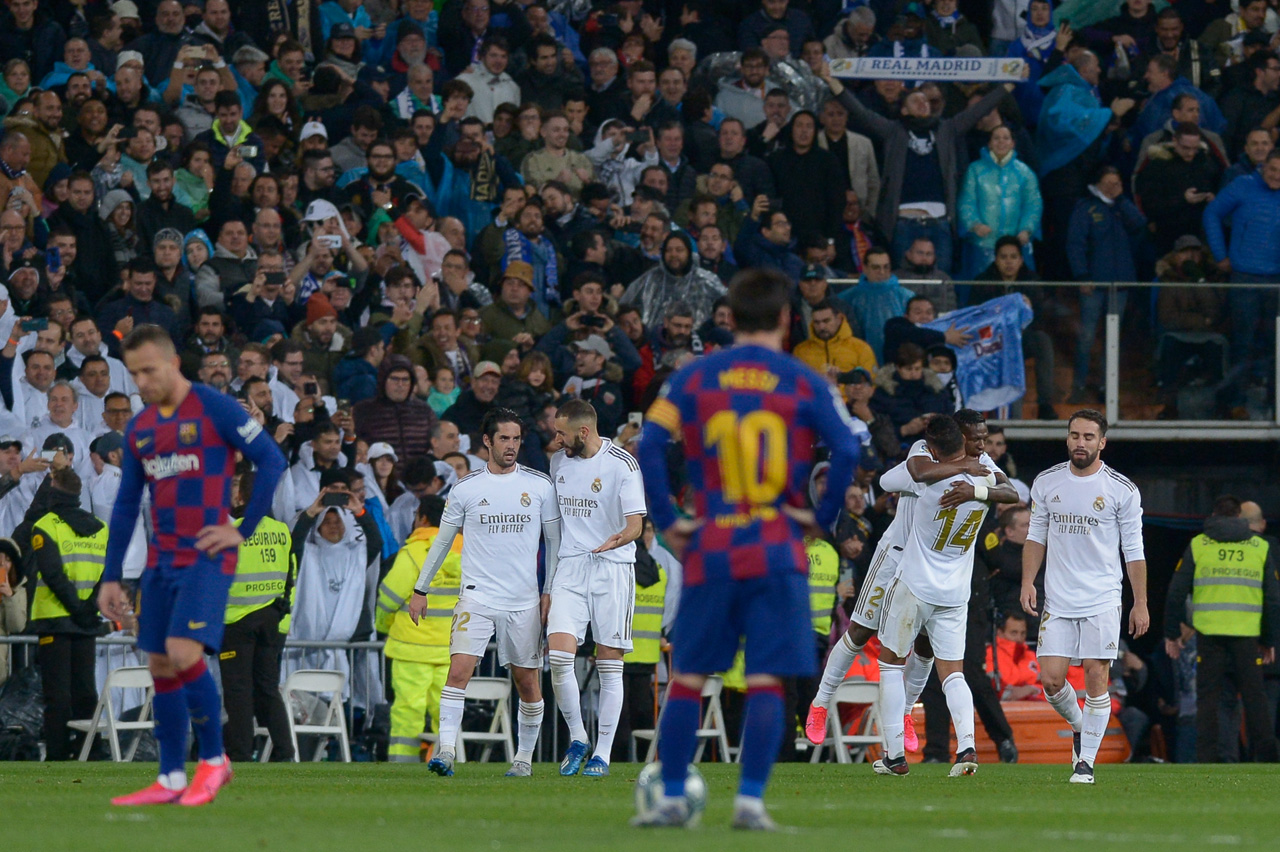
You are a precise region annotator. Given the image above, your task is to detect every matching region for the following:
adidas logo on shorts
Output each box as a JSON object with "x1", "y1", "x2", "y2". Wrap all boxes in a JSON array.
[
  {"x1": 1105, "y1": 642, "x2": 1117, "y2": 650},
  {"x1": 558, "y1": 476, "x2": 565, "y2": 483}
]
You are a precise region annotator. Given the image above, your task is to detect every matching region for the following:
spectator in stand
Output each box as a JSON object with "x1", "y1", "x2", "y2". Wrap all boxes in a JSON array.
[
  {"x1": 561, "y1": 335, "x2": 623, "y2": 437},
  {"x1": 1133, "y1": 92, "x2": 1230, "y2": 188},
  {"x1": 733, "y1": 196, "x2": 803, "y2": 283},
  {"x1": 820, "y1": 61, "x2": 1011, "y2": 273},
  {"x1": 894, "y1": 238, "x2": 956, "y2": 315},
  {"x1": 696, "y1": 225, "x2": 737, "y2": 286},
  {"x1": 791, "y1": 298, "x2": 876, "y2": 392},
  {"x1": 1154, "y1": 235, "x2": 1228, "y2": 418},
  {"x1": 816, "y1": 95, "x2": 880, "y2": 215},
  {"x1": 441, "y1": 358, "x2": 501, "y2": 434},
  {"x1": 957, "y1": 124, "x2": 1043, "y2": 280},
  {"x1": 1203, "y1": 149, "x2": 1280, "y2": 399},
  {"x1": 869, "y1": 342, "x2": 952, "y2": 447},
  {"x1": 455, "y1": 36, "x2": 520, "y2": 125},
  {"x1": 521, "y1": 110, "x2": 594, "y2": 195},
  {"x1": 1067, "y1": 165, "x2": 1147, "y2": 402},
  {"x1": 1135, "y1": 123, "x2": 1223, "y2": 254},
  {"x1": 1220, "y1": 50, "x2": 1280, "y2": 159},
  {"x1": 333, "y1": 327, "x2": 386, "y2": 405},
  {"x1": 715, "y1": 116, "x2": 776, "y2": 204},
  {"x1": 767, "y1": 109, "x2": 847, "y2": 242},
  {"x1": 621, "y1": 231, "x2": 725, "y2": 329},
  {"x1": 480, "y1": 260, "x2": 551, "y2": 351},
  {"x1": 1129, "y1": 54, "x2": 1226, "y2": 153},
  {"x1": 836, "y1": 246, "x2": 914, "y2": 363},
  {"x1": 352, "y1": 354, "x2": 437, "y2": 460},
  {"x1": 1221, "y1": 128, "x2": 1273, "y2": 189},
  {"x1": 501, "y1": 201, "x2": 562, "y2": 318},
  {"x1": 882, "y1": 296, "x2": 975, "y2": 382}
]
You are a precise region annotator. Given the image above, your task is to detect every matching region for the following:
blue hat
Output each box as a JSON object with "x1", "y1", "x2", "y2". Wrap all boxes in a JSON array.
[{"x1": 252, "y1": 319, "x2": 287, "y2": 342}]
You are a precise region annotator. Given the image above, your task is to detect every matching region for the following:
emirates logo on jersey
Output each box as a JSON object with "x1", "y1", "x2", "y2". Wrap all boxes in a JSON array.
[
  {"x1": 591, "y1": 478, "x2": 602, "y2": 493},
  {"x1": 1094, "y1": 496, "x2": 1105, "y2": 512},
  {"x1": 520, "y1": 492, "x2": 531, "y2": 507}
]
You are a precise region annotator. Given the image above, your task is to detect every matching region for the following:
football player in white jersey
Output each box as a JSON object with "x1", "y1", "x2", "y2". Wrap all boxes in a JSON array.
[
  {"x1": 1021, "y1": 409, "x2": 1147, "y2": 784},
  {"x1": 545, "y1": 399, "x2": 646, "y2": 778},
  {"x1": 804, "y1": 410, "x2": 1018, "y2": 750},
  {"x1": 871, "y1": 416, "x2": 998, "y2": 777},
  {"x1": 408, "y1": 408, "x2": 562, "y2": 778}
]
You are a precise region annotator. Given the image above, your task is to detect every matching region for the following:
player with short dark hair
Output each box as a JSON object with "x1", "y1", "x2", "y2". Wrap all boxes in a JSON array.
[
  {"x1": 97, "y1": 325, "x2": 287, "y2": 806},
  {"x1": 634, "y1": 268, "x2": 861, "y2": 830}
]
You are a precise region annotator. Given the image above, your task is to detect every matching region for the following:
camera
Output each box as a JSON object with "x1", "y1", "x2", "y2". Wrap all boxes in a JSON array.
[
  {"x1": 21, "y1": 318, "x2": 48, "y2": 332},
  {"x1": 263, "y1": 271, "x2": 287, "y2": 286},
  {"x1": 322, "y1": 492, "x2": 349, "y2": 507},
  {"x1": 237, "y1": 145, "x2": 259, "y2": 159},
  {"x1": 581, "y1": 314, "x2": 606, "y2": 329}
]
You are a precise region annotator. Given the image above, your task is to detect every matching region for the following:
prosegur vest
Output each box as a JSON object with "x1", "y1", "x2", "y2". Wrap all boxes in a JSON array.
[
  {"x1": 226, "y1": 516, "x2": 294, "y2": 629},
  {"x1": 624, "y1": 565, "x2": 667, "y2": 665},
  {"x1": 381, "y1": 528, "x2": 462, "y2": 664},
  {"x1": 807, "y1": 537, "x2": 839, "y2": 636},
  {"x1": 1189, "y1": 533, "x2": 1269, "y2": 637},
  {"x1": 30, "y1": 511, "x2": 108, "y2": 622}
]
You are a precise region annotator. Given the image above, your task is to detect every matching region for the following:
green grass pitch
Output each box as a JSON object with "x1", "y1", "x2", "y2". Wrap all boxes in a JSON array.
[{"x1": 6, "y1": 762, "x2": 1279, "y2": 852}]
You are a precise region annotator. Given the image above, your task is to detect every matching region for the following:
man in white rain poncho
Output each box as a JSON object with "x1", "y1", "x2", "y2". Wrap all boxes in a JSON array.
[
  {"x1": 619, "y1": 231, "x2": 726, "y2": 329},
  {"x1": 284, "y1": 478, "x2": 383, "y2": 705}
]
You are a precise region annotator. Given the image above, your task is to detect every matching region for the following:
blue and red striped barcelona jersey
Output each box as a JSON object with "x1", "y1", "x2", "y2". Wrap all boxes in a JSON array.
[
  {"x1": 643, "y1": 344, "x2": 860, "y2": 586},
  {"x1": 123, "y1": 384, "x2": 271, "y2": 573}
]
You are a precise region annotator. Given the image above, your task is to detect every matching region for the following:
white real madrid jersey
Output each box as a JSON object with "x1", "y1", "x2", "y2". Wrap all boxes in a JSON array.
[
  {"x1": 550, "y1": 439, "x2": 646, "y2": 563},
  {"x1": 894, "y1": 473, "x2": 991, "y2": 608},
  {"x1": 879, "y1": 440, "x2": 1001, "y2": 552},
  {"x1": 1027, "y1": 461, "x2": 1145, "y2": 618},
  {"x1": 442, "y1": 464, "x2": 560, "y2": 610}
]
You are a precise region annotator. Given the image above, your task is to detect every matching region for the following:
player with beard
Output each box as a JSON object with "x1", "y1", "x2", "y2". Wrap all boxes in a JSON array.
[
  {"x1": 1022, "y1": 409, "x2": 1148, "y2": 784},
  {"x1": 544, "y1": 399, "x2": 645, "y2": 777},
  {"x1": 342, "y1": 139, "x2": 418, "y2": 224},
  {"x1": 408, "y1": 408, "x2": 561, "y2": 778}
]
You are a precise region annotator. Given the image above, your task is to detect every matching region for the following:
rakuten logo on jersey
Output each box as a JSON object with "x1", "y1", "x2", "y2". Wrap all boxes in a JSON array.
[{"x1": 142, "y1": 453, "x2": 201, "y2": 479}]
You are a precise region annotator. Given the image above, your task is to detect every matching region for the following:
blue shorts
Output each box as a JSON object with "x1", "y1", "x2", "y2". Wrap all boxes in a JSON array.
[
  {"x1": 671, "y1": 571, "x2": 815, "y2": 678},
  {"x1": 137, "y1": 560, "x2": 236, "y2": 655}
]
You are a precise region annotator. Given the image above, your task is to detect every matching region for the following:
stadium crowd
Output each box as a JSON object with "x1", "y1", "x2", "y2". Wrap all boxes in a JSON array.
[{"x1": 0, "y1": 0, "x2": 1279, "y2": 766}]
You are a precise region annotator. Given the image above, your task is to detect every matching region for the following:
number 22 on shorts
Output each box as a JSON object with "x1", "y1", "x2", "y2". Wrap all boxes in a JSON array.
[{"x1": 451, "y1": 612, "x2": 471, "y2": 634}]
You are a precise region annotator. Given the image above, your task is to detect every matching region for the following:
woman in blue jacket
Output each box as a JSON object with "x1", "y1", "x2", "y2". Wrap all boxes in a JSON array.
[{"x1": 958, "y1": 125, "x2": 1043, "y2": 279}]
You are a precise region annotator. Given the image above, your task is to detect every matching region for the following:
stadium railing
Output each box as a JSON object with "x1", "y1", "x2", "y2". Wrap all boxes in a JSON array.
[{"x1": 830, "y1": 278, "x2": 1280, "y2": 441}]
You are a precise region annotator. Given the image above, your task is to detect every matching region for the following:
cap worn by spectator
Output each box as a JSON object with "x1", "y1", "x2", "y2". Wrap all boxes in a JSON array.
[
  {"x1": 92, "y1": 431, "x2": 123, "y2": 457},
  {"x1": 100, "y1": 189, "x2": 133, "y2": 221},
  {"x1": 368, "y1": 441, "x2": 398, "y2": 462},
  {"x1": 1173, "y1": 235, "x2": 1204, "y2": 251},
  {"x1": 926, "y1": 344, "x2": 957, "y2": 370},
  {"x1": 252, "y1": 319, "x2": 287, "y2": 342},
  {"x1": 836, "y1": 365, "x2": 872, "y2": 384},
  {"x1": 300, "y1": 121, "x2": 329, "y2": 144},
  {"x1": 43, "y1": 433, "x2": 74, "y2": 455},
  {"x1": 233, "y1": 46, "x2": 271, "y2": 67},
  {"x1": 359, "y1": 65, "x2": 392, "y2": 84},
  {"x1": 396, "y1": 191, "x2": 429, "y2": 220},
  {"x1": 306, "y1": 293, "x2": 339, "y2": 326},
  {"x1": 397, "y1": 23, "x2": 425, "y2": 45},
  {"x1": 801, "y1": 264, "x2": 826, "y2": 281},
  {"x1": 117, "y1": 51, "x2": 145, "y2": 70},
  {"x1": 8, "y1": 258, "x2": 38, "y2": 281},
  {"x1": 303, "y1": 199, "x2": 340, "y2": 222},
  {"x1": 352, "y1": 326, "x2": 384, "y2": 357},
  {"x1": 111, "y1": 0, "x2": 140, "y2": 19},
  {"x1": 331, "y1": 22, "x2": 357, "y2": 40},
  {"x1": 501, "y1": 260, "x2": 535, "y2": 291},
  {"x1": 575, "y1": 334, "x2": 614, "y2": 360},
  {"x1": 154, "y1": 228, "x2": 184, "y2": 246},
  {"x1": 0, "y1": 436, "x2": 21, "y2": 451},
  {"x1": 473, "y1": 360, "x2": 502, "y2": 379}
]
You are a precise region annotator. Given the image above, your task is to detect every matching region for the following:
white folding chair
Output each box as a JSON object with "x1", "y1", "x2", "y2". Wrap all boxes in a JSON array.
[
  {"x1": 809, "y1": 679, "x2": 882, "y2": 764},
  {"x1": 642, "y1": 675, "x2": 734, "y2": 764},
  {"x1": 68, "y1": 666, "x2": 155, "y2": 762},
  {"x1": 420, "y1": 676, "x2": 516, "y2": 764},
  {"x1": 280, "y1": 669, "x2": 351, "y2": 762},
  {"x1": 254, "y1": 720, "x2": 273, "y2": 762}
]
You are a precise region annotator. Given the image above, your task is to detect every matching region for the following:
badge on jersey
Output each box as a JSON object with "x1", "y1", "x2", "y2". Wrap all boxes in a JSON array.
[
  {"x1": 179, "y1": 421, "x2": 201, "y2": 445},
  {"x1": 31, "y1": 533, "x2": 43, "y2": 550},
  {"x1": 1094, "y1": 496, "x2": 1105, "y2": 512},
  {"x1": 591, "y1": 478, "x2": 602, "y2": 493},
  {"x1": 520, "y1": 493, "x2": 531, "y2": 507}
]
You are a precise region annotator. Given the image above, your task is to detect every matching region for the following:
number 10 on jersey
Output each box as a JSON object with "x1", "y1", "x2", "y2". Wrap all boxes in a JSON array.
[{"x1": 704, "y1": 410, "x2": 788, "y2": 504}]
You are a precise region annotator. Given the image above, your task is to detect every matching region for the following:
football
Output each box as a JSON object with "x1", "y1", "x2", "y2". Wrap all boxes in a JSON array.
[{"x1": 634, "y1": 762, "x2": 707, "y2": 826}]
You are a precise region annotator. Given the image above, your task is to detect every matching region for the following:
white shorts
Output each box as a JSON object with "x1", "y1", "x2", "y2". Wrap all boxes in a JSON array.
[
  {"x1": 1036, "y1": 606, "x2": 1121, "y2": 661},
  {"x1": 850, "y1": 540, "x2": 904, "y2": 630},
  {"x1": 879, "y1": 578, "x2": 968, "y2": 661},
  {"x1": 547, "y1": 554, "x2": 635, "y2": 652},
  {"x1": 449, "y1": 598, "x2": 543, "y2": 669}
]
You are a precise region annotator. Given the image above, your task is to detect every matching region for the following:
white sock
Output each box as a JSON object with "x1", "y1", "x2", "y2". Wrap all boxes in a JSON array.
[
  {"x1": 1080, "y1": 693, "x2": 1111, "y2": 766},
  {"x1": 437, "y1": 685, "x2": 466, "y2": 755},
  {"x1": 593, "y1": 659, "x2": 624, "y2": 763},
  {"x1": 204, "y1": 755, "x2": 226, "y2": 766},
  {"x1": 733, "y1": 795, "x2": 765, "y2": 813},
  {"x1": 813, "y1": 633, "x2": 863, "y2": 708},
  {"x1": 1046, "y1": 683, "x2": 1083, "y2": 732},
  {"x1": 878, "y1": 661, "x2": 906, "y2": 760},
  {"x1": 941, "y1": 672, "x2": 976, "y2": 754},
  {"x1": 549, "y1": 649, "x2": 588, "y2": 743},
  {"x1": 516, "y1": 699, "x2": 544, "y2": 763},
  {"x1": 158, "y1": 770, "x2": 187, "y2": 791},
  {"x1": 903, "y1": 653, "x2": 934, "y2": 709}
]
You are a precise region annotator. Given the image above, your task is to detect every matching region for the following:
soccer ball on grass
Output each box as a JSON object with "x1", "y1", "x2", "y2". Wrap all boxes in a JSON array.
[{"x1": 634, "y1": 762, "x2": 707, "y2": 825}]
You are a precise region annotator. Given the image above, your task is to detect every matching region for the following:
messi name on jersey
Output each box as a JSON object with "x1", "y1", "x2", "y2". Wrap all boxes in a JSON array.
[{"x1": 142, "y1": 452, "x2": 201, "y2": 479}]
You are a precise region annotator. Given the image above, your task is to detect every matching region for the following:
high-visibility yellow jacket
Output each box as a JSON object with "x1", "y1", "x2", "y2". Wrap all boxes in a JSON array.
[{"x1": 376, "y1": 526, "x2": 463, "y2": 664}]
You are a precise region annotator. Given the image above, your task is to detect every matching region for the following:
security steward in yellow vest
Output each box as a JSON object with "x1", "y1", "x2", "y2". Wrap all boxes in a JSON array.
[
  {"x1": 614, "y1": 524, "x2": 670, "y2": 762},
  {"x1": 220, "y1": 468, "x2": 298, "y2": 762},
  {"x1": 1164, "y1": 496, "x2": 1280, "y2": 763},
  {"x1": 376, "y1": 495, "x2": 461, "y2": 762},
  {"x1": 27, "y1": 468, "x2": 108, "y2": 760}
]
